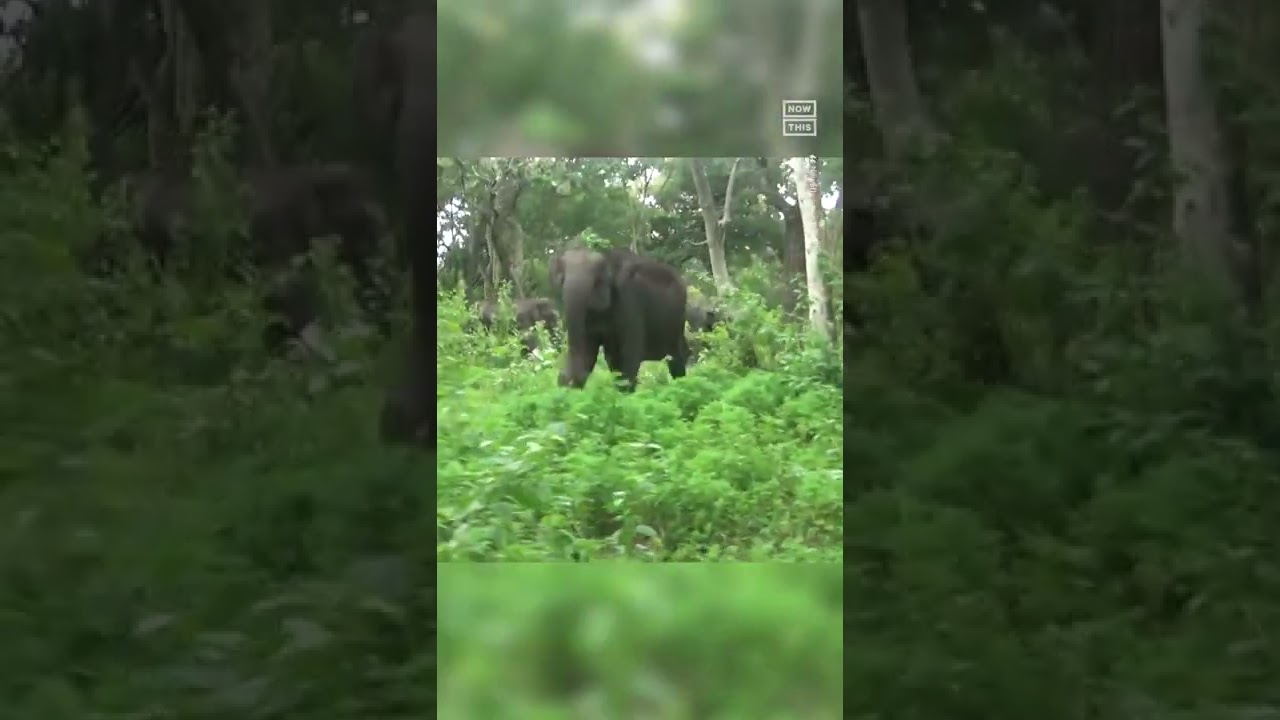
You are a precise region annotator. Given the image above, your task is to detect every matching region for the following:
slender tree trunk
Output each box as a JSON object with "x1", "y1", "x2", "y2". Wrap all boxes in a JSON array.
[
  {"x1": 508, "y1": 221, "x2": 527, "y2": 298},
  {"x1": 688, "y1": 158, "x2": 734, "y2": 294},
  {"x1": 759, "y1": 160, "x2": 807, "y2": 315},
  {"x1": 786, "y1": 156, "x2": 832, "y2": 338},
  {"x1": 628, "y1": 167, "x2": 654, "y2": 253},
  {"x1": 232, "y1": 0, "x2": 276, "y2": 165},
  {"x1": 1161, "y1": 0, "x2": 1245, "y2": 300},
  {"x1": 856, "y1": 0, "x2": 931, "y2": 156}
]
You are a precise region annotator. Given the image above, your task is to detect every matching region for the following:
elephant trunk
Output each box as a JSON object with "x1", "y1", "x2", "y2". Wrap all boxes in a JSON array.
[{"x1": 559, "y1": 274, "x2": 596, "y2": 387}]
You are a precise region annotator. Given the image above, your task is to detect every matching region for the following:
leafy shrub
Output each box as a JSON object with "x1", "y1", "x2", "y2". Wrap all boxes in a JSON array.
[
  {"x1": 0, "y1": 122, "x2": 431, "y2": 718},
  {"x1": 435, "y1": 292, "x2": 843, "y2": 561}
]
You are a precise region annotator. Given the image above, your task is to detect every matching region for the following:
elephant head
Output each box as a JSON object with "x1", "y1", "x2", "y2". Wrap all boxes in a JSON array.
[
  {"x1": 686, "y1": 301, "x2": 721, "y2": 334},
  {"x1": 514, "y1": 297, "x2": 560, "y2": 356},
  {"x1": 551, "y1": 249, "x2": 614, "y2": 313}
]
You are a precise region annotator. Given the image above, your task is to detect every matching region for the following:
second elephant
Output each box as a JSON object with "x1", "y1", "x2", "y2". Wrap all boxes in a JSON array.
[
  {"x1": 477, "y1": 297, "x2": 560, "y2": 357},
  {"x1": 685, "y1": 299, "x2": 721, "y2": 362},
  {"x1": 551, "y1": 248, "x2": 690, "y2": 390}
]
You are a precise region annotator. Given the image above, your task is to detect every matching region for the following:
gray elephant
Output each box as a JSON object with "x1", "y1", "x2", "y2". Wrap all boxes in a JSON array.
[
  {"x1": 125, "y1": 162, "x2": 386, "y2": 359},
  {"x1": 685, "y1": 298, "x2": 721, "y2": 362},
  {"x1": 477, "y1": 297, "x2": 561, "y2": 357},
  {"x1": 369, "y1": 11, "x2": 436, "y2": 446},
  {"x1": 551, "y1": 248, "x2": 690, "y2": 390},
  {"x1": 686, "y1": 300, "x2": 721, "y2": 333}
]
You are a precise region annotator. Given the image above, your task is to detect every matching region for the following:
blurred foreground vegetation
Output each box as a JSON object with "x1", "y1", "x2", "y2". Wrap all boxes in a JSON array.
[
  {"x1": 0, "y1": 122, "x2": 434, "y2": 717},
  {"x1": 438, "y1": 564, "x2": 843, "y2": 719}
]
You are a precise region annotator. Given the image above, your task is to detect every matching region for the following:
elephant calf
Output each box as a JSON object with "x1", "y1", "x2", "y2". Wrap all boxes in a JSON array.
[
  {"x1": 685, "y1": 299, "x2": 721, "y2": 362},
  {"x1": 551, "y1": 247, "x2": 690, "y2": 390},
  {"x1": 477, "y1": 297, "x2": 560, "y2": 357}
]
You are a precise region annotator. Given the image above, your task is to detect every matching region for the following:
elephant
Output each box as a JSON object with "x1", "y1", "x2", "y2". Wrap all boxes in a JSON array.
[
  {"x1": 686, "y1": 300, "x2": 721, "y2": 333},
  {"x1": 476, "y1": 297, "x2": 560, "y2": 357},
  {"x1": 685, "y1": 298, "x2": 721, "y2": 362},
  {"x1": 124, "y1": 162, "x2": 387, "y2": 359},
  {"x1": 367, "y1": 10, "x2": 437, "y2": 446},
  {"x1": 551, "y1": 247, "x2": 691, "y2": 390}
]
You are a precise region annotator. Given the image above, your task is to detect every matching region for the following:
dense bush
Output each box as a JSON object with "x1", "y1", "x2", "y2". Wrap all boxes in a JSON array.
[
  {"x1": 840, "y1": 121, "x2": 1280, "y2": 715},
  {"x1": 436, "y1": 291, "x2": 844, "y2": 562},
  {"x1": 0, "y1": 127, "x2": 433, "y2": 718}
]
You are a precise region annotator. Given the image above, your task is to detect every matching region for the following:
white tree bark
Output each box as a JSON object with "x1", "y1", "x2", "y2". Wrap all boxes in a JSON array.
[
  {"x1": 1160, "y1": 0, "x2": 1243, "y2": 296},
  {"x1": 785, "y1": 156, "x2": 832, "y2": 339},
  {"x1": 688, "y1": 158, "x2": 735, "y2": 294}
]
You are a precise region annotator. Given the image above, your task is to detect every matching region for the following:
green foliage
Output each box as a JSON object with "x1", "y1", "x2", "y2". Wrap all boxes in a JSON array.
[
  {"x1": 0, "y1": 122, "x2": 430, "y2": 718},
  {"x1": 437, "y1": 292, "x2": 843, "y2": 561},
  {"x1": 439, "y1": 564, "x2": 842, "y2": 718},
  {"x1": 437, "y1": 156, "x2": 842, "y2": 299},
  {"x1": 22, "y1": 0, "x2": 1280, "y2": 712},
  {"x1": 839, "y1": 97, "x2": 1280, "y2": 716}
]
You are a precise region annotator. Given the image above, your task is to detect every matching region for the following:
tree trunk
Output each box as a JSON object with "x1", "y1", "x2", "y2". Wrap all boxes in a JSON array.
[
  {"x1": 759, "y1": 160, "x2": 806, "y2": 315},
  {"x1": 507, "y1": 220, "x2": 527, "y2": 298},
  {"x1": 688, "y1": 158, "x2": 734, "y2": 294},
  {"x1": 477, "y1": 162, "x2": 526, "y2": 300},
  {"x1": 786, "y1": 156, "x2": 832, "y2": 339},
  {"x1": 856, "y1": 0, "x2": 931, "y2": 156},
  {"x1": 232, "y1": 0, "x2": 275, "y2": 165},
  {"x1": 629, "y1": 166, "x2": 655, "y2": 253},
  {"x1": 1161, "y1": 0, "x2": 1245, "y2": 300}
]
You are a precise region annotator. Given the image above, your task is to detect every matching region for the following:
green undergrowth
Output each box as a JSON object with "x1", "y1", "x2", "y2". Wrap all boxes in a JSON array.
[
  {"x1": 435, "y1": 293, "x2": 845, "y2": 561},
  {"x1": 1, "y1": 347, "x2": 436, "y2": 717},
  {"x1": 438, "y1": 563, "x2": 843, "y2": 719},
  {"x1": 832, "y1": 128, "x2": 1280, "y2": 714},
  {"x1": 2, "y1": 133, "x2": 433, "y2": 717}
]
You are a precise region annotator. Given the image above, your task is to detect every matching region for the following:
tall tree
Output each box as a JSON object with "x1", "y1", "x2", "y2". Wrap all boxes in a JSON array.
[
  {"x1": 1160, "y1": 0, "x2": 1246, "y2": 301},
  {"x1": 688, "y1": 158, "x2": 736, "y2": 294},
  {"x1": 856, "y1": 0, "x2": 931, "y2": 156},
  {"x1": 786, "y1": 155, "x2": 832, "y2": 339}
]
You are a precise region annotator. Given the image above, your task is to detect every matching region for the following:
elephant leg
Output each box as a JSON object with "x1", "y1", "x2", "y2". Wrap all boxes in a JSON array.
[
  {"x1": 668, "y1": 335, "x2": 690, "y2": 379},
  {"x1": 604, "y1": 341, "x2": 640, "y2": 392},
  {"x1": 559, "y1": 344, "x2": 600, "y2": 388}
]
